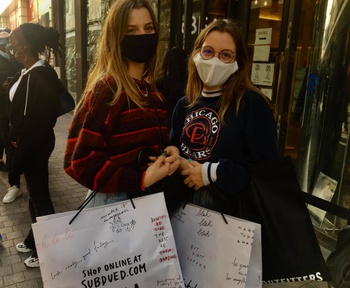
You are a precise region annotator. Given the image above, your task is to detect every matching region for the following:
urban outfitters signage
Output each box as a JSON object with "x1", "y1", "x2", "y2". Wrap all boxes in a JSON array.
[{"x1": 32, "y1": 193, "x2": 184, "y2": 288}]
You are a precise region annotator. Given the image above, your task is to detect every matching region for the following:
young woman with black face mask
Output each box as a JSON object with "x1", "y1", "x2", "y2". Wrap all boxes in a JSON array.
[{"x1": 64, "y1": 0, "x2": 180, "y2": 208}]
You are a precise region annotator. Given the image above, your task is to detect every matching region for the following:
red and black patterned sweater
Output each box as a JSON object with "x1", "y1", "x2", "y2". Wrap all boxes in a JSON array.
[{"x1": 64, "y1": 75, "x2": 168, "y2": 194}]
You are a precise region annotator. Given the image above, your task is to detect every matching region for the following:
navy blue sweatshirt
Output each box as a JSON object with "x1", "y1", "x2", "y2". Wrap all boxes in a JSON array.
[{"x1": 170, "y1": 90, "x2": 278, "y2": 195}]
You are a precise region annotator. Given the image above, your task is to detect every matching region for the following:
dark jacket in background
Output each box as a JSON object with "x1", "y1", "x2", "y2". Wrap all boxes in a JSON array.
[{"x1": 7, "y1": 61, "x2": 61, "y2": 174}]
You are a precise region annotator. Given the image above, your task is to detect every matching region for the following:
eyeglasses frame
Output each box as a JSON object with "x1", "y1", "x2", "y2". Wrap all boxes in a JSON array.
[
  {"x1": 6, "y1": 43, "x2": 24, "y2": 56},
  {"x1": 199, "y1": 45, "x2": 236, "y2": 64}
]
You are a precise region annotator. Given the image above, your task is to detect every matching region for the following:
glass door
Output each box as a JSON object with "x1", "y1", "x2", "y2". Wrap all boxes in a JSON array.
[
  {"x1": 248, "y1": 0, "x2": 291, "y2": 158},
  {"x1": 248, "y1": 0, "x2": 285, "y2": 102},
  {"x1": 247, "y1": 0, "x2": 316, "y2": 162}
]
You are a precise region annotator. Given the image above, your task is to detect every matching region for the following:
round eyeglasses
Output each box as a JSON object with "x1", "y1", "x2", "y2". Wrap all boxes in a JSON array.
[
  {"x1": 200, "y1": 46, "x2": 236, "y2": 63},
  {"x1": 5, "y1": 44, "x2": 23, "y2": 56}
]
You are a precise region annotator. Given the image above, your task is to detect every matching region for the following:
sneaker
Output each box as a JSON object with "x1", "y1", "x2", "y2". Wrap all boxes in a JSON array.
[
  {"x1": 2, "y1": 185, "x2": 21, "y2": 203},
  {"x1": 16, "y1": 242, "x2": 33, "y2": 253},
  {"x1": 24, "y1": 253, "x2": 39, "y2": 268}
]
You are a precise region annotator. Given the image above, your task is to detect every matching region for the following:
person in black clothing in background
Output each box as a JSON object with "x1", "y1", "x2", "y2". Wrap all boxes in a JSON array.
[
  {"x1": 156, "y1": 46, "x2": 188, "y2": 130},
  {"x1": 170, "y1": 20, "x2": 278, "y2": 214},
  {"x1": 6, "y1": 23, "x2": 62, "y2": 268},
  {"x1": 0, "y1": 29, "x2": 11, "y2": 172},
  {"x1": 0, "y1": 28, "x2": 23, "y2": 203}
]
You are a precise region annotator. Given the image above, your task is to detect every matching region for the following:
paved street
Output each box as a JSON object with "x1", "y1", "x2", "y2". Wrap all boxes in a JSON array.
[{"x1": 0, "y1": 113, "x2": 332, "y2": 287}]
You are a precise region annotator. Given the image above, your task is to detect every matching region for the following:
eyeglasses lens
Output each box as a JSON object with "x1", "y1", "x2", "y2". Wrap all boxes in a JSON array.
[
  {"x1": 219, "y1": 50, "x2": 235, "y2": 63},
  {"x1": 5, "y1": 44, "x2": 21, "y2": 56},
  {"x1": 200, "y1": 47, "x2": 214, "y2": 60},
  {"x1": 5, "y1": 45, "x2": 15, "y2": 55},
  {"x1": 200, "y1": 46, "x2": 235, "y2": 63}
]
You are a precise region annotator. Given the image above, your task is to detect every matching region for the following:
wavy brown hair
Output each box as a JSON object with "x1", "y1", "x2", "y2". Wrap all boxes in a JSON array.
[
  {"x1": 186, "y1": 19, "x2": 271, "y2": 120},
  {"x1": 78, "y1": 0, "x2": 160, "y2": 109}
]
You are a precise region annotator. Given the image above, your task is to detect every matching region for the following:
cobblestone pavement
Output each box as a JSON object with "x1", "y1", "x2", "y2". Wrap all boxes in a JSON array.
[{"x1": 0, "y1": 113, "x2": 332, "y2": 288}]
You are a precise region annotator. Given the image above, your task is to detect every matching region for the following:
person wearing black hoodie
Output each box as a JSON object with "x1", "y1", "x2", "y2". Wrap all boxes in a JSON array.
[{"x1": 6, "y1": 23, "x2": 62, "y2": 268}]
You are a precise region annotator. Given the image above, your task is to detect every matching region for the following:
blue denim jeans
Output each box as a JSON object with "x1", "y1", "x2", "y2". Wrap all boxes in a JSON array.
[{"x1": 84, "y1": 189, "x2": 129, "y2": 208}]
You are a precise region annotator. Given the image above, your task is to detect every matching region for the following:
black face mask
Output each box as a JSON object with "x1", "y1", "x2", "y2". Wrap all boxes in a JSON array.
[{"x1": 121, "y1": 33, "x2": 158, "y2": 63}]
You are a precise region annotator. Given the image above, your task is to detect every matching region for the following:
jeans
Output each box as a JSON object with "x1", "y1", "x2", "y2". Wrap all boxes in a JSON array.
[
  {"x1": 83, "y1": 189, "x2": 129, "y2": 209},
  {"x1": 23, "y1": 133, "x2": 55, "y2": 250}
]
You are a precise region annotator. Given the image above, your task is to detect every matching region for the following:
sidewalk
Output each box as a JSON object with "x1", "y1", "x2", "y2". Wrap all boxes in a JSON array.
[{"x1": 0, "y1": 113, "x2": 331, "y2": 287}]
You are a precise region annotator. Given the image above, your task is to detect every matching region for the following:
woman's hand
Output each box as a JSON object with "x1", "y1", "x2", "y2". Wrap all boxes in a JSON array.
[
  {"x1": 181, "y1": 160, "x2": 204, "y2": 190},
  {"x1": 179, "y1": 158, "x2": 191, "y2": 172},
  {"x1": 143, "y1": 155, "x2": 170, "y2": 188},
  {"x1": 163, "y1": 146, "x2": 180, "y2": 175},
  {"x1": 149, "y1": 146, "x2": 180, "y2": 176}
]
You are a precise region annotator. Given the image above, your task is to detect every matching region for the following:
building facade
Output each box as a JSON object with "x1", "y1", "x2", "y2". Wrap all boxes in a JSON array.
[{"x1": 1, "y1": 0, "x2": 349, "y2": 250}]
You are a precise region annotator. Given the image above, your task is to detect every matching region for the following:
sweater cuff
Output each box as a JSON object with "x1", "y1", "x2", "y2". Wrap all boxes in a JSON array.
[{"x1": 201, "y1": 162, "x2": 219, "y2": 185}]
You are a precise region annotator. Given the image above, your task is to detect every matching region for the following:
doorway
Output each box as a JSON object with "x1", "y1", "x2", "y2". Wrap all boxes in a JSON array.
[{"x1": 247, "y1": 0, "x2": 317, "y2": 161}]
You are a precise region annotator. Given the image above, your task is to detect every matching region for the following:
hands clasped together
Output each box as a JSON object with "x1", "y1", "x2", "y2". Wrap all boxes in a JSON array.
[
  {"x1": 143, "y1": 146, "x2": 180, "y2": 188},
  {"x1": 144, "y1": 146, "x2": 204, "y2": 190},
  {"x1": 144, "y1": 147, "x2": 205, "y2": 191}
]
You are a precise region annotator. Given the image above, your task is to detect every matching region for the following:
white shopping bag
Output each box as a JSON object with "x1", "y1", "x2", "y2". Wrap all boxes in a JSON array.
[
  {"x1": 171, "y1": 203, "x2": 262, "y2": 288},
  {"x1": 32, "y1": 192, "x2": 184, "y2": 288}
]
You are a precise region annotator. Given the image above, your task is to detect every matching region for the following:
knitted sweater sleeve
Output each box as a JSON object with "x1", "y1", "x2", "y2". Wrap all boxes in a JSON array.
[{"x1": 64, "y1": 79, "x2": 144, "y2": 194}]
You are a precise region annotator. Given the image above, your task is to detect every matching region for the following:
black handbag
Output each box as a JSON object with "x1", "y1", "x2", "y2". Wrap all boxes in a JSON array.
[
  {"x1": 230, "y1": 156, "x2": 332, "y2": 283},
  {"x1": 145, "y1": 170, "x2": 191, "y2": 217}
]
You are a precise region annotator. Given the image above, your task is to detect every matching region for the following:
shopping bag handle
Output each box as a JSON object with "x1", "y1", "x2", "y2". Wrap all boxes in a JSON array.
[
  {"x1": 69, "y1": 190, "x2": 98, "y2": 225},
  {"x1": 69, "y1": 191, "x2": 136, "y2": 225}
]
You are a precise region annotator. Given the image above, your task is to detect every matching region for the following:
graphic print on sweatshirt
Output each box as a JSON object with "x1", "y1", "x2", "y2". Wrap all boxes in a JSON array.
[{"x1": 180, "y1": 107, "x2": 221, "y2": 160}]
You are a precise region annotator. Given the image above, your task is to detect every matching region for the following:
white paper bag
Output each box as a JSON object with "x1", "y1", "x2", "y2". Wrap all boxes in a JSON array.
[
  {"x1": 171, "y1": 203, "x2": 262, "y2": 288},
  {"x1": 32, "y1": 192, "x2": 184, "y2": 288}
]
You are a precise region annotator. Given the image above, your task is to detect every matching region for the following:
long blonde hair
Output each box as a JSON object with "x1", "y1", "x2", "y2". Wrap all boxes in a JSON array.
[
  {"x1": 187, "y1": 20, "x2": 270, "y2": 120},
  {"x1": 77, "y1": 0, "x2": 160, "y2": 109}
]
